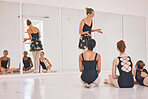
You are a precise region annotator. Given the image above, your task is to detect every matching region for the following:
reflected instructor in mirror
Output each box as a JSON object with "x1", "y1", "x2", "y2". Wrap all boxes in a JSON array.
[{"x1": 24, "y1": 19, "x2": 43, "y2": 73}]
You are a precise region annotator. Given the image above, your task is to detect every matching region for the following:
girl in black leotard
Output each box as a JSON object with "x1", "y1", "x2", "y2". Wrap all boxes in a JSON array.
[
  {"x1": 104, "y1": 40, "x2": 134, "y2": 88},
  {"x1": 79, "y1": 39, "x2": 101, "y2": 88},
  {"x1": 39, "y1": 52, "x2": 56, "y2": 73},
  {"x1": 24, "y1": 19, "x2": 43, "y2": 73},
  {"x1": 23, "y1": 51, "x2": 33, "y2": 72},
  {"x1": 79, "y1": 8, "x2": 103, "y2": 50},
  {"x1": 133, "y1": 60, "x2": 148, "y2": 86},
  {"x1": 0, "y1": 50, "x2": 15, "y2": 73}
]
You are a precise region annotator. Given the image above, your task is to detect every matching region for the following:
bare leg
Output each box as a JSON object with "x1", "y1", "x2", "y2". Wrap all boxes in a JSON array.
[
  {"x1": 143, "y1": 77, "x2": 148, "y2": 86},
  {"x1": 108, "y1": 75, "x2": 119, "y2": 88}
]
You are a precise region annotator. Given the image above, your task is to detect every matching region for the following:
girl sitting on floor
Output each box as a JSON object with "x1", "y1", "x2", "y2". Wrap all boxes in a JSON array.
[
  {"x1": 133, "y1": 60, "x2": 148, "y2": 86},
  {"x1": 0, "y1": 50, "x2": 15, "y2": 74},
  {"x1": 39, "y1": 51, "x2": 56, "y2": 73}
]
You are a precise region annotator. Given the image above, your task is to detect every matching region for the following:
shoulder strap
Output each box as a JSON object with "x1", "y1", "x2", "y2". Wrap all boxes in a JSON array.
[
  {"x1": 29, "y1": 28, "x2": 33, "y2": 32},
  {"x1": 91, "y1": 19, "x2": 93, "y2": 23},
  {"x1": 94, "y1": 53, "x2": 97, "y2": 60},
  {"x1": 81, "y1": 53, "x2": 84, "y2": 61}
]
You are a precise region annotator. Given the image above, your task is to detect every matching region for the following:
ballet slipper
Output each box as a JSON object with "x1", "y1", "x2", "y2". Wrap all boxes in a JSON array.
[
  {"x1": 83, "y1": 83, "x2": 90, "y2": 88},
  {"x1": 104, "y1": 79, "x2": 109, "y2": 84},
  {"x1": 42, "y1": 69, "x2": 48, "y2": 73},
  {"x1": 89, "y1": 83, "x2": 96, "y2": 88}
]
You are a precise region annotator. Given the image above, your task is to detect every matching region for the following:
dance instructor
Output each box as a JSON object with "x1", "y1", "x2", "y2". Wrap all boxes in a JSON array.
[{"x1": 79, "y1": 8, "x2": 103, "y2": 50}]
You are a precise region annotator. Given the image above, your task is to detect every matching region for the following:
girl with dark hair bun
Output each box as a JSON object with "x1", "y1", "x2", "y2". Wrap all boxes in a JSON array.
[
  {"x1": 78, "y1": 7, "x2": 103, "y2": 50},
  {"x1": 133, "y1": 60, "x2": 148, "y2": 86},
  {"x1": 79, "y1": 39, "x2": 101, "y2": 88},
  {"x1": 24, "y1": 19, "x2": 43, "y2": 73}
]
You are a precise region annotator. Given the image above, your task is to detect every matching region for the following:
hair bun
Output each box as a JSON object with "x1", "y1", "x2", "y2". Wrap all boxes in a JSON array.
[
  {"x1": 26, "y1": 19, "x2": 32, "y2": 25},
  {"x1": 85, "y1": 7, "x2": 88, "y2": 10}
]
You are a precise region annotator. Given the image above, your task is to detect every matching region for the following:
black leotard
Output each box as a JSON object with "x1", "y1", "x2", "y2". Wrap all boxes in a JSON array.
[
  {"x1": 23, "y1": 57, "x2": 31, "y2": 69},
  {"x1": 135, "y1": 69, "x2": 148, "y2": 86},
  {"x1": 1, "y1": 57, "x2": 8, "y2": 69},
  {"x1": 78, "y1": 19, "x2": 93, "y2": 49},
  {"x1": 81, "y1": 53, "x2": 98, "y2": 84},
  {"x1": 117, "y1": 56, "x2": 134, "y2": 88}
]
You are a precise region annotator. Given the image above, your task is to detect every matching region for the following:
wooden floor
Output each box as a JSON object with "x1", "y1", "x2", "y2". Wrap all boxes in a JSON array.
[{"x1": 0, "y1": 71, "x2": 147, "y2": 99}]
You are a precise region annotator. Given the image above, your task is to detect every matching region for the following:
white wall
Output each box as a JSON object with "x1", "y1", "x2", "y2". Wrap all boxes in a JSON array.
[
  {"x1": 1, "y1": 0, "x2": 148, "y2": 67},
  {"x1": 0, "y1": 2, "x2": 20, "y2": 68}
]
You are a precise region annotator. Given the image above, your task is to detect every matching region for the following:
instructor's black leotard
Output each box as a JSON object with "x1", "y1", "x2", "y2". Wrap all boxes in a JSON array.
[
  {"x1": 23, "y1": 57, "x2": 31, "y2": 69},
  {"x1": 1, "y1": 58, "x2": 8, "y2": 69},
  {"x1": 135, "y1": 69, "x2": 148, "y2": 86},
  {"x1": 78, "y1": 19, "x2": 92, "y2": 49},
  {"x1": 81, "y1": 53, "x2": 98, "y2": 84},
  {"x1": 117, "y1": 56, "x2": 134, "y2": 88}
]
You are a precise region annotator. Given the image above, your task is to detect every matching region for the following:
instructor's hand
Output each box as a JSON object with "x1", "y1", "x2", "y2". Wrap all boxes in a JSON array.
[
  {"x1": 23, "y1": 38, "x2": 27, "y2": 42},
  {"x1": 96, "y1": 29, "x2": 103, "y2": 34},
  {"x1": 87, "y1": 31, "x2": 92, "y2": 36}
]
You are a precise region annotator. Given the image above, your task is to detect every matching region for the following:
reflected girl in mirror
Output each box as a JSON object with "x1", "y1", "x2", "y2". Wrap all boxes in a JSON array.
[
  {"x1": 23, "y1": 51, "x2": 34, "y2": 73},
  {"x1": 0, "y1": 50, "x2": 15, "y2": 74},
  {"x1": 39, "y1": 51, "x2": 56, "y2": 73},
  {"x1": 24, "y1": 19, "x2": 43, "y2": 73},
  {"x1": 79, "y1": 8, "x2": 103, "y2": 50}
]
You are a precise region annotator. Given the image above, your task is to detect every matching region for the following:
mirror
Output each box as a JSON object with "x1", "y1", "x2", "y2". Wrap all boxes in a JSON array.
[
  {"x1": 0, "y1": 1, "x2": 20, "y2": 75},
  {"x1": 94, "y1": 12, "x2": 122, "y2": 70},
  {"x1": 22, "y1": 3, "x2": 60, "y2": 73},
  {"x1": 123, "y1": 15, "x2": 146, "y2": 63},
  {"x1": 0, "y1": 2, "x2": 146, "y2": 75}
]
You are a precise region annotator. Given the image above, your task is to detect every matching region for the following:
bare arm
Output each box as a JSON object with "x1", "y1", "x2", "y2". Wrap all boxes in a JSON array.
[
  {"x1": 79, "y1": 20, "x2": 89, "y2": 35},
  {"x1": 112, "y1": 58, "x2": 119, "y2": 79},
  {"x1": 45, "y1": 58, "x2": 52, "y2": 67},
  {"x1": 7, "y1": 58, "x2": 10, "y2": 71},
  {"x1": 133, "y1": 69, "x2": 136, "y2": 77},
  {"x1": 0, "y1": 58, "x2": 3, "y2": 73},
  {"x1": 131, "y1": 58, "x2": 135, "y2": 75},
  {"x1": 97, "y1": 54, "x2": 101, "y2": 74},
  {"x1": 79, "y1": 54, "x2": 83, "y2": 72},
  {"x1": 24, "y1": 29, "x2": 32, "y2": 42}
]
